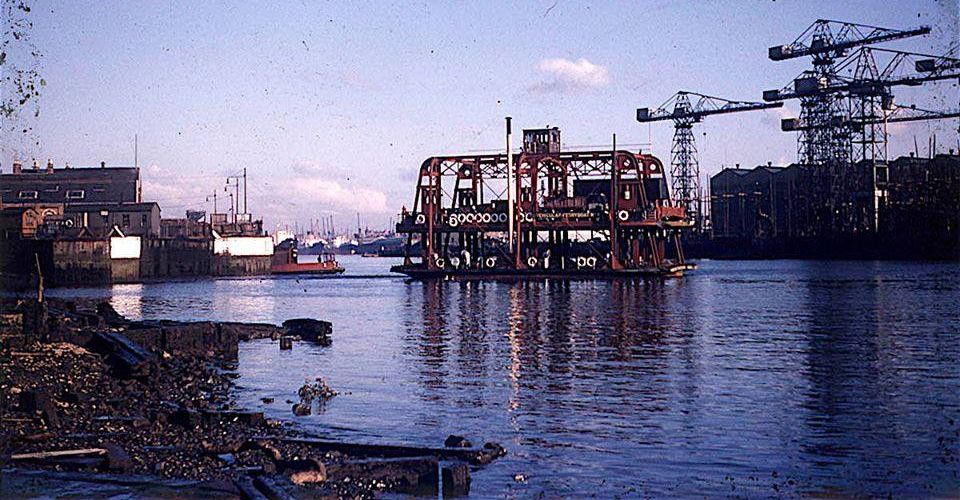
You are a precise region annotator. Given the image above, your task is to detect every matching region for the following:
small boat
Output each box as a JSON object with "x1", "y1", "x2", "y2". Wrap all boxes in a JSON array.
[{"x1": 272, "y1": 245, "x2": 344, "y2": 275}]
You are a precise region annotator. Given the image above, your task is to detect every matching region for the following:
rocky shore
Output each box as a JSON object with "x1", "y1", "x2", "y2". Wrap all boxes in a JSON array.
[{"x1": 0, "y1": 298, "x2": 504, "y2": 498}]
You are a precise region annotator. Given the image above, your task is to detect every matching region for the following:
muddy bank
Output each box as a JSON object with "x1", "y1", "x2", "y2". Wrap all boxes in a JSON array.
[{"x1": 0, "y1": 298, "x2": 504, "y2": 498}]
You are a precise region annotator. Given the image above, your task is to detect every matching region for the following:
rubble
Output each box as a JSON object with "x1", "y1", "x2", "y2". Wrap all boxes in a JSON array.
[{"x1": 0, "y1": 298, "x2": 505, "y2": 497}]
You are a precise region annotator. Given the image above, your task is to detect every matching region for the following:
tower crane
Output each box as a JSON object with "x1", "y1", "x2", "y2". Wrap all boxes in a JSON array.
[
  {"x1": 766, "y1": 19, "x2": 930, "y2": 166},
  {"x1": 636, "y1": 91, "x2": 783, "y2": 230},
  {"x1": 766, "y1": 46, "x2": 960, "y2": 162}
]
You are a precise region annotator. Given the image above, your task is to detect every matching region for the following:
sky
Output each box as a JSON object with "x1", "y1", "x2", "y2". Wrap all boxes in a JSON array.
[{"x1": 2, "y1": 0, "x2": 958, "y2": 231}]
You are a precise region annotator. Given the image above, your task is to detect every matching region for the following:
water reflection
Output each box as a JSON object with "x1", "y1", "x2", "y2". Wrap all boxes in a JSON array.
[{"x1": 43, "y1": 259, "x2": 960, "y2": 497}]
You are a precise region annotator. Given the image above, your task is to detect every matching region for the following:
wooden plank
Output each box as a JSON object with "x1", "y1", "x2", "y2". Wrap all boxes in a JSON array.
[{"x1": 11, "y1": 448, "x2": 106, "y2": 460}]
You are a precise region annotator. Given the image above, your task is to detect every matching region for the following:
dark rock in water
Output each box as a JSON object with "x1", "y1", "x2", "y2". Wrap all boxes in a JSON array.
[
  {"x1": 292, "y1": 403, "x2": 311, "y2": 416},
  {"x1": 442, "y1": 463, "x2": 471, "y2": 496},
  {"x1": 19, "y1": 390, "x2": 59, "y2": 429},
  {"x1": 279, "y1": 336, "x2": 293, "y2": 350},
  {"x1": 96, "y1": 302, "x2": 129, "y2": 327},
  {"x1": 476, "y1": 442, "x2": 507, "y2": 465},
  {"x1": 261, "y1": 397, "x2": 274, "y2": 404},
  {"x1": 281, "y1": 319, "x2": 332, "y2": 346},
  {"x1": 444, "y1": 435, "x2": 472, "y2": 448},
  {"x1": 103, "y1": 443, "x2": 134, "y2": 473}
]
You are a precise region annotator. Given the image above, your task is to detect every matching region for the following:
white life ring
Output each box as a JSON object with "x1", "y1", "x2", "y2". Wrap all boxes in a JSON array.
[
  {"x1": 435, "y1": 257, "x2": 446, "y2": 268},
  {"x1": 64, "y1": 219, "x2": 74, "y2": 227},
  {"x1": 523, "y1": 212, "x2": 534, "y2": 223},
  {"x1": 448, "y1": 214, "x2": 460, "y2": 227},
  {"x1": 617, "y1": 210, "x2": 629, "y2": 221},
  {"x1": 449, "y1": 256, "x2": 461, "y2": 268},
  {"x1": 481, "y1": 213, "x2": 491, "y2": 223},
  {"x1": 527, "y1": 256, "x2": 538, "y2": 268},
  {"x1": 485, "y1": 256, "x2": 497, "y2": 268},
  {"x1": 466, "y1": 213, "x2": 477, "y2": 224},
  {"x1": 576, "y1": 256, "x2": 587, "y2": 268},
  {"x1": 498, "y1": 213, "x2": 507, "y2": 223},
  {"x1": 586, "y1": 256, "x2": 597, "y2": 268},
  {"x1": 415, "y1": 213, "x2": 426, "y2": 224}
]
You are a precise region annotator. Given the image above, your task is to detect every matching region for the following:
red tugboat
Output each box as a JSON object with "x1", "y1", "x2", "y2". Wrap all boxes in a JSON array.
[{"x1": 271, "y1": 241, "x2": 344, "y2": 275}]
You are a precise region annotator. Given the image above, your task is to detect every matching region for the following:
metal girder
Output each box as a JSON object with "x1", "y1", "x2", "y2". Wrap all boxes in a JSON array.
[
  {"x1": 783, "y1": 104, "x2": 960, "y2": 131},
  {"x1": 765, "y1": 47, "x2": 960, "y2": 102},
  {"x1": 768, "y1": 19, "x2": 930, "y2": 62},
  {"x1": 637, "y1": 91, "x2": 783, "y2": 123}
]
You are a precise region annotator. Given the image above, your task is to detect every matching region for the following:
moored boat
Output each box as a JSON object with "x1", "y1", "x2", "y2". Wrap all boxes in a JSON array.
[{"x1": 271, "y1": 245, "x2": 344, "y2": 275}]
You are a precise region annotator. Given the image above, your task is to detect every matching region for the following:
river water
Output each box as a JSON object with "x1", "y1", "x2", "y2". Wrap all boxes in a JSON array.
[{"x1": 48, "y1": 257, "x2": 960, "y2": 497}]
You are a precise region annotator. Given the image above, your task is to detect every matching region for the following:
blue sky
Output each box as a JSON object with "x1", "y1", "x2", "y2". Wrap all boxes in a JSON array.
[{"x1": 3, "y1": 0, "x2": 958, "y2": 230}]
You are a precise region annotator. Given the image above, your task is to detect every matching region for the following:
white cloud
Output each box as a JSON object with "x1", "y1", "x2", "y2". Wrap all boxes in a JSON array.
[
  {"x1": 276, "y1": 177, "x2": 389, "y2": 214},
  {"x1": 140, "y1": 162, "x2": 392, "y2": 227},
  {"x1": 530, "y1": 57, "x2": 611, "y2": 94}
]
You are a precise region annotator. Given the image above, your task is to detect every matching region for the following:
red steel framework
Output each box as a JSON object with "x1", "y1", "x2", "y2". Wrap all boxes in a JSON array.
[{"x1": 392, "y1": 124, "x2": 695, "y2": 278}]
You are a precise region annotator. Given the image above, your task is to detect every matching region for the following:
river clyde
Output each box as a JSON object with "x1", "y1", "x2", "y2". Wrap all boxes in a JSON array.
[{"x1": 47, "y1": 257, "x2": 960, "y2": 497}]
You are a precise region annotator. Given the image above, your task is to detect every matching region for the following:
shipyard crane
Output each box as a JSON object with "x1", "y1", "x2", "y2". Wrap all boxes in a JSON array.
[
  {"x1": 767, "y1": 20, "x2": 931, "y2": 166},
  {"x1": 766, "y1": 46, "x2": 960, "y2": 162},
  {"x1": 636, "y1": 91, "x2": 783, "y2": 230}
]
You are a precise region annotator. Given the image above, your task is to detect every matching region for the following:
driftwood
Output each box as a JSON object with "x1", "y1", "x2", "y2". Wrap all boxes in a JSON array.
[
  {"x1": 11, "y1": 448, "x2": 106, "y2": 460},
  {"x1": 88, "y1": 331, "x2": 155, "y2": 378},
  {"x1": 267, "y1": 437, "x2": 506, "y2": 465}
]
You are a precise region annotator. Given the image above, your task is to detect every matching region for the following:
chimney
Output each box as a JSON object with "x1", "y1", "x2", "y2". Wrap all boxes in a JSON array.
[
  {"x1": 767, "y1": 161, "x2": 772, "y2": 167},
  {"x1": 12, "y1": 159, "x2": 22, "y2": 174},
  {"x1": 100, "y1": 161, "x2": 106, "y2": 168},
  {"x1": 32, "y1": 159, "x2": 40, "y2": 171},
  {"x1": 46, "y1": 159, "x2": 54, "y2": 173},
  {"x1": 735, "y1": 163, "x2": 740, "y2": 169}
]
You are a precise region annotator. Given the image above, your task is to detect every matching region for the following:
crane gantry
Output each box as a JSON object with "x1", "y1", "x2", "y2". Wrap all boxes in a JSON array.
[{"x1": 636, "y1": 91, "x2": 783, "y2": 230}]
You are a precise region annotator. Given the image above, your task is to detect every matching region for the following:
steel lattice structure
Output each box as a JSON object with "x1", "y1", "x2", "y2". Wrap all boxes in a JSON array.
[
  {"x1": 767, "y1": 20, "x2": 931, "y2": 167},
  {"x1": 393, "y1": 127, "x2": 696, "y2": 277}
]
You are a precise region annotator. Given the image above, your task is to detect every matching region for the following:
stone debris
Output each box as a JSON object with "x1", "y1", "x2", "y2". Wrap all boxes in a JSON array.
[{"x1": 0, "y1": 298, "x2": 504, "y2": 498}]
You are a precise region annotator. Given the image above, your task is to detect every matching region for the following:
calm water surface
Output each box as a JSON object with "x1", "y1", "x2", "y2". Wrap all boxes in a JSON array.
[{"x1": 48, "y1": 257, "x2": 960, "y2": 497}]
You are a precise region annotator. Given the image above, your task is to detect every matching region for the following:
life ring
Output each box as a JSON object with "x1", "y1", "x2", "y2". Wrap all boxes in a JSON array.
[
  {"x1": 435, "y1": 257, "x2": 446, "y2": 268},
  {"x1": 527, "y1": 256, "x2": 538, "y2": 268},
  {"x1": 415, "y1": 213, "x2": 426, "y2": 224},
  {"x1": 64, "y1": 219, "x2": 74, "y2": 227},
  {"x1": 586, "y1": 256, "x2": 597, "y2": 268},
  {"x1": 523, "y1": 212, "x2": 534, "y2": 223},
  {"x1": 617, "y1": 210, "x2": 629, "y2": 221},
  {"x1": 448, "y1": 215, "x2": 459, "y2": 227},
  {"x1": 485, "y1": 256, "x2": 497, "y2": 268},
  {"x1": 449, "y1": 256, "x2": 461, "y2": 268},
  {"x1": 498, "y1": 213, "x2": 507, "y2": 223},
  {"x1": 576, "y1": 256, "x2": 587, "y2": 268},
  {"x1": 466, "y1": 213, "x2": 477, "y2": 224},
  {"x1": 481, "y1": 213, "x2": 491, "y2": 223}
]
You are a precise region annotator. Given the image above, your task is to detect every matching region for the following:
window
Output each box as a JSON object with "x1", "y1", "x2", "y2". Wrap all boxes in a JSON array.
[
  {"x1": 66, "y1": 189, "x2": 85, "y2": 199},
  {"x1": 141, "y1": 214, "x2": 148, "y2": 226},
  {"x1": 18, "y1": 190, "x2": 38, "y2": 200},
  {"x1": 122, "y1": 214, "x2": 131, "y2": 226}
]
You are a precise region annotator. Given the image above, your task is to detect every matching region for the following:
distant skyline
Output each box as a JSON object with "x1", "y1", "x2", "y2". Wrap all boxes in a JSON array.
[{"x1": 2, "y1": 0, "x2": 957, "y2": 230}]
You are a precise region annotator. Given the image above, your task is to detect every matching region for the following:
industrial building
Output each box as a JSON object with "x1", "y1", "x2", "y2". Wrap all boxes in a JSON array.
[
  {"x1": 706, "y1": 154, "x2": 960, "y2": 259},
  {"x1": 0, "y1": 160, "x2": 274, "y2": 288}
]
